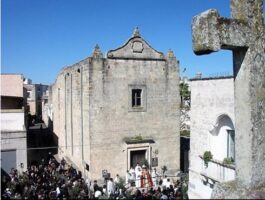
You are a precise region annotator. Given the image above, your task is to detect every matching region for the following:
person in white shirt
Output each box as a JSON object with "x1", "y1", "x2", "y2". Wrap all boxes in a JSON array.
[
  {"x1": 56, "y1": 186, "x2": 60, "y2": 198},
  {"x1": 114, "y1": 174, "x2": 121, "y2": 189},
  {"x1": 107, "y1": 178, "x2": 114, "y2": 197},
  {"x1": 94, "y1": 189, "x2": 102, "y2": 199},
  {"x1": 135, "y1": 163, "x2": 142, "y2": 188},
  {"x1": 125, "y1": 170, "x2": 131, "y2": 187},
  {"x1": 151, "y1": 168, "x2": 159, "y2": 187},
  {"x1": 85, "y1": 178, "x2": 91, "y2": 197},
  {"x1": 165, "y1": 178, "x2": 171, "y2": 189},
  {"x1": 129, "y1": 167, "x2": 136, "y2": 183},
  {"x1": 162, "y1": 175, "x2": 168, "y2": 188}
]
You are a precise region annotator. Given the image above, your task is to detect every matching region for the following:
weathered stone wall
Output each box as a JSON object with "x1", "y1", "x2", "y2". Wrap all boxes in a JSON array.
[
  {"x1": 51, "y1": 32, "x2": 180, "y2": 181},
  {"x1": 52, "y1": 59, "x2": 91, "y2": 174},
  {"x1": 88, "y1": 57, "x2": 180, "y2": 180},
  {"x1": 192, "y1": 0, "x2": 265, "y2": 191},
  {"x1": 188, "y1": 77, "x2": 234, "y2": 199}
]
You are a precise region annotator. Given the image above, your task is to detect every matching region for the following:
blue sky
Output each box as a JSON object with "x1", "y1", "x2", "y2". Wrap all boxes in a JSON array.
[{"x1": 2, "y1": 0, "x2": 256, "y2": 85}]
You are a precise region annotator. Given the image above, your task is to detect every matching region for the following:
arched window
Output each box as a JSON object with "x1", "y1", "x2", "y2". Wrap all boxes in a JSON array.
[{"x1": 227, "y1": 129, "x2": 235, "y2": 160}]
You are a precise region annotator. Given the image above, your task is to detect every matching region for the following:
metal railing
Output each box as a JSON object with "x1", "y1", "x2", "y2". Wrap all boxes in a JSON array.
[{"x1": 199, "y1": 156, "x2": 235, "y2": 183}]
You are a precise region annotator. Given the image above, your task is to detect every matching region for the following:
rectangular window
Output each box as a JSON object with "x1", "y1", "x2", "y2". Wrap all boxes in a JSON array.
[
  {"x1": 132, "y1": 89, "x2": 142, "y2": 107},
  {"x1": 227, "y1": 130, "x2": 235, "y2": 161},
  {"x1": 128, "y1": 84, "x2": 146, "y2": 112},
  {"x1": 26, "y1": 91, "x2": 30, "y2": 98}
]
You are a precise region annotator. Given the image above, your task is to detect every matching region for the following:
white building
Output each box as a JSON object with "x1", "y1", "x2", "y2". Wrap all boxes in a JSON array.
[
  {"x1": 188, "y1": 76, "x2": 235, "y2": 199},
  {"x1": 24, "y1": 80, "x2": 49, "y2": 120},
  {"x1": 42, "y1": 86, "x2": 53, "y2": 129},
  {"x1": 1, "y1": 74, "x2": 28, "y2": 174}
]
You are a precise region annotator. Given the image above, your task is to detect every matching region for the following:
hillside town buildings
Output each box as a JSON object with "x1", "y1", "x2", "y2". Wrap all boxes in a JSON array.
[
  {"x1": 0, "y1": 74, "x2": 28, "y2": 174},
  {"x1": 1, "y1": 1, "x2": 264, "y2": 198},
  {"x1": 23, "y1": 79, "x2": 49, "y2": 120}
]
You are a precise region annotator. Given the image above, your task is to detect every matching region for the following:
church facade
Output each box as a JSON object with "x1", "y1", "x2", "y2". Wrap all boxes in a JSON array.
[{"x1": 50, "y1": 29, "x2": 180, "y2": 181}]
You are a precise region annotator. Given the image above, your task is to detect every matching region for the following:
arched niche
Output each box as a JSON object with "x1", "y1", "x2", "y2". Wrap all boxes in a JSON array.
[{"x1": 209, "y1": 114, "x2": 235, "y2": 161}]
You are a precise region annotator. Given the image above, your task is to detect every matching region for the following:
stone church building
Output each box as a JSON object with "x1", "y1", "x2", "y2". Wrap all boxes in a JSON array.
[{"x1": 50, "y1": 28, "x2": 180, "y2": 181}]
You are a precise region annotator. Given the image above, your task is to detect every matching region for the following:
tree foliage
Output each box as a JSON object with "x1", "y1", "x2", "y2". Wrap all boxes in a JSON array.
[
  {"x1": 180, "y1": 83, "x2": 191, "y2": 101},
  {"x1": 180, "y1": 82, "x2": 191, "y2": 132}
]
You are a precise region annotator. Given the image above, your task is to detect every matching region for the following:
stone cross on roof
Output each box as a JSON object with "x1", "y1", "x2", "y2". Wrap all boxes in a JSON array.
[
  {"x1": 192, "y1": 0, "x2": 265, "y2": 189},
  {"x1": 132, "y1": 27, "x2": 141, "y2": 37},
  {"x1": 92, "y1": 44, "x2": 103, "y2": 58}
]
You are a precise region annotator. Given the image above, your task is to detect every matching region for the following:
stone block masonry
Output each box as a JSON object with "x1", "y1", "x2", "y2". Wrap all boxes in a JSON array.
[{"x1": 50, "y1": 28, "x2": 181, "y2": 181}]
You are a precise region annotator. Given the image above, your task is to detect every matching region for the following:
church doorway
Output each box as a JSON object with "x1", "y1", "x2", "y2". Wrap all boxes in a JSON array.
[
  {"x1": 130, "y1": 150, "x2": 146, "y2": 168},
  {"x1": 126, "y1": 144, "x2": 151, "y2": 171}
]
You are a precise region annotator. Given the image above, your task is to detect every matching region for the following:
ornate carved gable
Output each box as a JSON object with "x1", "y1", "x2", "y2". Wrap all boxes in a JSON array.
[{"x1": 107, "y1": 28, "x2": 165, "y2": 60}]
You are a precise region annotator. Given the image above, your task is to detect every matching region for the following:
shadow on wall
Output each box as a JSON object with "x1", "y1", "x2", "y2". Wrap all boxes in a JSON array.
[
  {"x1": 180, "y1": 136, "x2": 190, "y2": 173},
  {"x1": 47, "y1": 117, "x2": 53, "y2": 131},
  {"x1": 27, "y1": 123, "x2": 58, "y2": 166}
]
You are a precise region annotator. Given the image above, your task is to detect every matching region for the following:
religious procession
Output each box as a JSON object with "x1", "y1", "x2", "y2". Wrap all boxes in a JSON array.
[{"x1": 1, "y1": 156, "x2": 188, "y2": 200}]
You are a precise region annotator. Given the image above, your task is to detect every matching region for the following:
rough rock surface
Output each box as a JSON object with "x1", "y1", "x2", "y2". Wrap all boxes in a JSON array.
[
  {"x1": 211, "y1": 181, "x2": 265, "y2": 199},
  {"x1": 192, "y1": 0, "x2": 265, "y2": 197}
]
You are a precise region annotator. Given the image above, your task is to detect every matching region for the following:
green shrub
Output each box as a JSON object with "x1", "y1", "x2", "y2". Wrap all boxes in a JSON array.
[
  {"x1": 223, "y1": 157, "x2": 234, "y2": 165},
  {"x1": 203, "y1": 151, "x2": 213, "y2": 167},
  {"x1": 180, "y1": 130, "x2": 190, "y2": 137},
  {"x1": 134, "y1": 134, "x2": 143, "y2": 140}
]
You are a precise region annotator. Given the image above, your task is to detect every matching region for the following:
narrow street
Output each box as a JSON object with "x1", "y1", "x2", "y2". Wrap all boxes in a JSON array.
[{"x1": 27, "y1": 122, "x2": 58, "y2": 166}]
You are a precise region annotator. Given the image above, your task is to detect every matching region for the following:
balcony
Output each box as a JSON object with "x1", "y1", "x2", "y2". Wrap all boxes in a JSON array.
[{"x1": 199, "y1": 155, "x2": 235, "y2": 186}]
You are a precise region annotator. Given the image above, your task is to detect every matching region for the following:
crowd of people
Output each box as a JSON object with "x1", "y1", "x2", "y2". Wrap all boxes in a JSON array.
[
  {"x1": 1, "y1": 157, "x2": 188, "y2": 199},
  {"x1": 2, "y1": 155, "x2": 87, "y2": 199}
]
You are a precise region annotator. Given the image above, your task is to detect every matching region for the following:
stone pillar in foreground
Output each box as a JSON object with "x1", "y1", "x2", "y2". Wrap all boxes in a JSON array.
[{"x1": 192, "y1": 0, "x2": 265, "y2": 198}]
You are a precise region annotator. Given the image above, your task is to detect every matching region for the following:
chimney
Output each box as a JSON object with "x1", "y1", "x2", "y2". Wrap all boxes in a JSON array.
[{"x1": 195, "y1": 72, "x2": 202, "y2": 79}]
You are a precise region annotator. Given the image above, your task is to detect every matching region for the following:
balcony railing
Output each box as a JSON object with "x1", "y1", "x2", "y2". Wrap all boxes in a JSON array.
[{"x1": 199, "y1": 155, "x2": 235, "y2": 184}]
